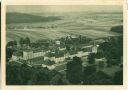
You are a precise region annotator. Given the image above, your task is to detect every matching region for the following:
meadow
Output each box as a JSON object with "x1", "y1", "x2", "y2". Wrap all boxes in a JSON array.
[{"x1": 6, "y1": 5, "x2": 123, "y2": 42}]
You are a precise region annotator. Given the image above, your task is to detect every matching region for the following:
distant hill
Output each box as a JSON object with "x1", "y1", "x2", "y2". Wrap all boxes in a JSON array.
[
  {"x1": 111, "y1": 25, "x2": 123, "y2": 34},
  {"x1": 6, "y1": 12, "x2": 61, "y2": 24}
]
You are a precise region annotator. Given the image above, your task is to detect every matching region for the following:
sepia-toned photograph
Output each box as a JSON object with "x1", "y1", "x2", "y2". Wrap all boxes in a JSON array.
[{"x1": 6, "y1": 5, "x2": 123, "y2": 85}]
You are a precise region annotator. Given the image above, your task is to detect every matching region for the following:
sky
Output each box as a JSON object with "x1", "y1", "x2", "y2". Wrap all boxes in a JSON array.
[{"x1": 7, "y1": 5, "x2": 122, "y2": 14}]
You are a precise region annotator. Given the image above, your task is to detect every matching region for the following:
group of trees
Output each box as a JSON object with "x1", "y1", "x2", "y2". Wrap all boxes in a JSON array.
[
  {"x1": 19, "y1": 37, "x2": 31, "y2": 46},
  {"x1": 6, "y1": 40, "x2": 17, "y2": 47},
  {"x1": 6, "y1": 47, "x2": 14, "y2": 62},
  {"x1": 6, "y1": 41, "x2": 17, "y2": 62},
  {"x1": 111, "y1": 25, "x2": 123, "y2": 34},
  {"x1": 31, "y1": 39, "x2": 51, "y2": 48},
  {"x1": 7, "y1": 37, "x2": 31, "y2": 48},
  {"x1": 6, "y1": 37, "x2": 31, "y2": 61},
  {"x1": 63, "y1": 35, "x2": 91, "y2": 45},
  {"x1": 6, "y1": 62, "x2": 68, "y2": 85},
  {"x1": 87, "y1": 53, "x2": 96, "y2": 64},
  {"x1": 66, "y1": 56, "x2": 123, "y2": 85},
  {"x1": 66, "y1": 56, "x2": 83, "y2": 84},
  {"x1": 66, "y1": 30, "x2": 123, "y2": 85},
  {"x1": 98, "y1": 36, "x2": 123, "y2": 66}
]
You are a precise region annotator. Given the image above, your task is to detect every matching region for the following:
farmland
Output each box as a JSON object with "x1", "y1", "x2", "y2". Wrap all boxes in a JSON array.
[{"x1": 6, "y1": 5, "x2": 123, "y2": 42}]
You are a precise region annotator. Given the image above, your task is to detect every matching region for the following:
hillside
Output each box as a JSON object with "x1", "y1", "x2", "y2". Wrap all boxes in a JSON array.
[
  {"x1": 6, "y1": 12, "x2": 61, "y2": 24},
  {"x1": 111, "y1": 25, "x2": 123, "y2": 34},
  {"x1": 6, "y1": 9, "x2": 123, "y2": 42}
]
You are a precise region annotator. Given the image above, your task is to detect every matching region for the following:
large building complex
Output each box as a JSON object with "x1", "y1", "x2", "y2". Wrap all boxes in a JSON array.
[{"x1": 11, "y1": 43, "x2": 99, "y2": 64}]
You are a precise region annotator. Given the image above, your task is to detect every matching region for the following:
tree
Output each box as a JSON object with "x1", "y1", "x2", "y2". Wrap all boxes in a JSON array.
[
  {"x1": 44, "y1": 59, "x2": 55, "y2": 65},
  {"x1": 20, "y1": 63, "x2": 32, "y2": 84},
  {"x1": 24, "y1": 37, "x2": 31, "y2": 45},
  {"x1": 98, "y1": 36, "x2": 123, "y2": 66},
  {"x1": 98, "y1": 61, "x2": 105, "y2": 68},
  {"x1": 111, "y1": 25, "x2": 123, "y2": 34},
  {"x1": 19, "y1": 38, "x2": 24, "y2": 46},
  {"x1": 83, "y1": 65, "x2": 96, "y2": 84},
  {"x1": 50, "y1": 74, "x2": 62, "y2": 85},
  {"x1": 66, "y1": 56, "x2": 83, "y2": 84},
  {"x1": 30, "y1": 67, "x2": 51, "y2": 85},
  {"x1": 7, "y1": 41, "x2": 14, "y2": 47},
  {"x1": 95, "y1": 51, "x2": 104, "y2": 58},
  {"x1": 6, "y1": 62, "x2": 33, "y2": 85},
  {"x1": 66, "y1": 45, "x2": 70, "y2": 51},
  {"x1": 79, "y1": 35, "x2": 82, "y2": 43},
  {"x1": 87, "y1": 53, "x2": 95, "y2": 64},
  {"x1": 6, "y1": 62, "x2": 55, "y2": 85},
  {"x1": 6, "y1": 62, "x2": 23, "y2": 85},
  {"x1": 85, "y1": 71, "x2": 113, "y2": 85},
  {"x1": 6, "y1": 47, "x2": 14, "y2": 62},
  {"x1": 112, "y1": 70, "x2": 123, "y2": 85},
  {"x1": 7, "y1": 40, "x2": 17, "y2": 47},
  {"x1": 13, "y1": 40, "x2": 17, "y2": 46}
]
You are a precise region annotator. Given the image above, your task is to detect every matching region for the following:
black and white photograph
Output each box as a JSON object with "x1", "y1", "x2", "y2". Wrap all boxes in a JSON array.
[{"x1": 6, "y1": 5, "x2": 123, "y2": 85}]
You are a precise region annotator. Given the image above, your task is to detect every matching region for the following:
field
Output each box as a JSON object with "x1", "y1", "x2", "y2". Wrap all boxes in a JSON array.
[{"x1": 6, "y1": 5, "x2": 123, "y2": 42}]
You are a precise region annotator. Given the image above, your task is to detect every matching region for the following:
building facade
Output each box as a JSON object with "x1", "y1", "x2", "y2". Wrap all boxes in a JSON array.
[{"x1": 23, "y1": 50, "x2": 45, "y2": 60}]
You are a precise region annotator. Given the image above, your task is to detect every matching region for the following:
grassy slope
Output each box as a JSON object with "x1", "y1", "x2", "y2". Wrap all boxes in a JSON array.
[
  {"x1": 6, "y1": 12, "x2": 61, "y2": 24},
  {"x1": 6, "y1": 11, "x2": 123, "y2": 42}
]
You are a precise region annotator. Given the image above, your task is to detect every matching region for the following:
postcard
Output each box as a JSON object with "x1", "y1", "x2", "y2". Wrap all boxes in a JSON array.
[{"x1": 1, "y1": 0, "x2": 127, "y2": 90}]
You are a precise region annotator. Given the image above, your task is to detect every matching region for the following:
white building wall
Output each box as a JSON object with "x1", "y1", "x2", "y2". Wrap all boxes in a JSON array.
[
  {"x1": 23, "y1": 51, "x2": 33, "y2": 60},
  {"x1": 44, "y1": 56, "x2": 49, "y2": 61},
  {"x1": 11, "y1": 55, "x2": 18, "y2": 61},
  {"x1": 33, "y1": 51, "x2": 45, "y2": 58},
  {"x1": 92, "y1": 46, "x2": 98, "y2": 53},
  {"x1": 23, "y1": 52, "x2": 28, "y2": 60}
]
